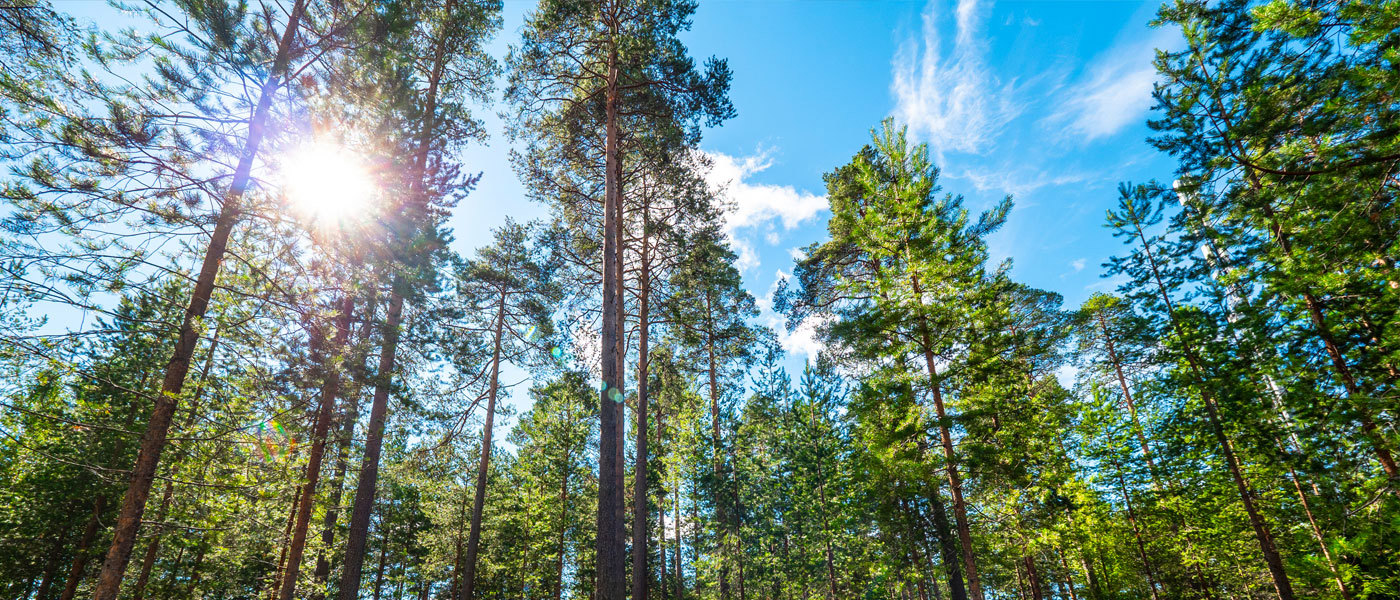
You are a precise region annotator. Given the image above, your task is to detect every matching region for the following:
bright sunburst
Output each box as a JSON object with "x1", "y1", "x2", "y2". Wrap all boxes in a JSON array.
[{"x1": 280, "y1": 141, "x2": 374, "y2": 224}]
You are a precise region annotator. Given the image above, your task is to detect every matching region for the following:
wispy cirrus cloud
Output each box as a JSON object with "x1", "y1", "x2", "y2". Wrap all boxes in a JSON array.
[
  {"x1": 892, "y1": 0, "x2": 1023, "y2": 156},
  {"x1": 1045, "y1": 28, "x2": 1178, "y2": 142}
]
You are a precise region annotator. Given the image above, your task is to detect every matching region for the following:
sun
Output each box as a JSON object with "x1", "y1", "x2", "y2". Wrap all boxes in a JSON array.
[{"x1": 280, "y1": 141, "x2": 375, "y2": 224}]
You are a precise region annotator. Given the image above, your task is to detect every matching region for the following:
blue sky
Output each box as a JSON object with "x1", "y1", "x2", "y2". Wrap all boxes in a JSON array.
[
  {"x1": 57, "y1": 0, "x2": 1183, "y2": 423},
  {"x1": 448, "y1": 0, "x2": 1185, "y2": 418},
  {"x1": 464, "y1": 0, "x2": 1181, "y2": 322}
]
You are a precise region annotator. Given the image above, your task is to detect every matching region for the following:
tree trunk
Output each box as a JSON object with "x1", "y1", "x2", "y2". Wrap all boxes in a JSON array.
[
  {"x1": 341, "y1": 3, "x2": 449, "y2": 592},
  {"x1": 912, "y1": 307, "x2": 982, "y2": 600},
  {"x1": 675, "y1": 474, "x2": 684, "y2": 600},
  {"x1": 918, "y1": 441, "x2": 966, "y2": 600},
  {"x1": 461, "y1": 291, "x2": 506, "y2": 600},
  {"x1": 278, "y1": 298, "x2": 355, "y2": 600},
  {"x1": 1127, "y1": 216, "x2": 1294, "y2": 600},
  {"x1": 706, "y1": 295, "x2": 731, "y2": 600},
  {"x1": 633, "y1": 245, "x2": 652, "y2": 600},
  {"x1": 131, "y1": 479, "x2": 174, "y2": 600},
  {"x1": 268, "y1": 482, "x2": 304, "y2": 600},
  {"x1": 89, "y1": 4, "x2": 307, "y2": 597},
  {"x1": 1023, "y1": 556, "x2": 1044, "y2": 600},
  {"x1": 554, "y1": 449, "x2": 571, "y2": 600},
  {"x1": 339, "y1": 290, "x2": 405, "y2": 600},
  {"x1": 315, "y1": 294, "x2": 376, "y2": 599},
  {"x1": 1097, "y1": 314, "x2": 1160, "y2": 478},
  {"x1": 1079, "y1": 552, "x2": 1102, "y2": 600},
  {"x1": 595, "y1": 12, "x2": 627, "y2": 599},
  {"x1": 1057, "y1": 549, "x2": 1079, "y2": 600},
  {"x1": 131, "y1": 329, "x2": 221, "y2": 600},
  {"x1": 185, "y1": 537, "x2": 208, "y2": 598},
  {"x1": 36, "y1": 522, "x2": 71, "y2": 600},
  {"x1": 373, "y1": 514, "x2": 391, "y2": 600},
  {"x1": 59, "y1": 497, "x2": 105, "y2": 600}
]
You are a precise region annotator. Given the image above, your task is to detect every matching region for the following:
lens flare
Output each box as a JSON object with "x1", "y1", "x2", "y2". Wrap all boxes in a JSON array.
[{"x1": 280, "y1": 141, "x2": 374, "y2": 224}]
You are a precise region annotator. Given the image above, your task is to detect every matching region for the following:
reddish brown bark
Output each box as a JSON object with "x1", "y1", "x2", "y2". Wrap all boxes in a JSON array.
[
  {"x1": 277, "y1": 298, "x2": 354, "y2": 600},
  {"x1": 89, "y1": 4, "x2": 307, "y2": 598}
]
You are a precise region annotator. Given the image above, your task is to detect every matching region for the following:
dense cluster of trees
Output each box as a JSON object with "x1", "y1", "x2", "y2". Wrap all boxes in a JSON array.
[{"x1": 0, "y1": 0, "x2": 1395, "y2": 599}]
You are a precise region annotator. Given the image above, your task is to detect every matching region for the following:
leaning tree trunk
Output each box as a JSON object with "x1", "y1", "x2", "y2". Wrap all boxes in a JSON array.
[
  {"x1": 35, "y1": 522, "x2": 70, "y2": 600},
  {"x1": 313, "y1": 292, "x2": 375, "y2": 599},
  {"x1": 461, "y1": 290, "x2": 506, "y2": 600},
  {"x1": 1114, "y1": 469, "x2": 1161, "y2": 600},
  {"x1": 339, "y1": 8, "x2": 449, "y2": 595},
  {"x1": 918, "y1": 440, "x2": 967, "y2": 600},
  {"x1": 1128, "y1": 215, "x2": 1295, "y2": 600},
  {"x1": 278, "y1": 298, "x2": 354, "y2": 600},
  {"x1": 58, "y1": 498, "x2": 105, "y2": 600},
  {"x1": 89, "y1": 5, "x2": 307, "y2": 598},
  {"x1": 338, "y1": 291, "x2": 404, "y2": 600},
  {"x1": 910, "y1": 291, "x2": 983, "y2": 600}
]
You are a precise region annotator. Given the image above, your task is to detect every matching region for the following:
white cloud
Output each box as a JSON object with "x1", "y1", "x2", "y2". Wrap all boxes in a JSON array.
[
  {"x1": 892, "y1": 0, "x2": 1023, "y2": 155},
  {"x1": 788, "y1": 246, "x2": 808, "y2": 261},
  {"x1": 704, "y1": 149, "x2": 827, "y2": 275},
  {"x1": 1071, "y1": 258, "x2": 1086, "y2": 272},
  {"x1": 1048, "y1": 28, "x2": 1177, "y2": 142},
  {"x1": 731, "y1": 236, "x2": 760, "y2": 275},
  {"x1": 953, "y1": 167, "x2": 1086, "y2": 198},
  {"x1": 778, "y1": 317, "x2": 825, "y2": 363},
  {"x1": 706, "y1": 150, "x2": 827, "y2": 233},
  {"x1": 758, "y1": 270, "x2": 826, "y2": 363},
  {"x1": 1055, "y1": 364, "x2": 1080, "y2": 389}
]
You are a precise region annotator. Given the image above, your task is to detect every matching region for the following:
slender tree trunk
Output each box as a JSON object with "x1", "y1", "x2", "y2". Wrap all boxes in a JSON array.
[
  {"x1": 1257, "y1": 201, "x2": 1400, "y2": 490},
  {"x1": 341, "y1": 5, "x2": 449, "y2": 593},
  {"x1": 675, "y1": 474, "x2": 684, "y2": 600},
  {"x1": 1023, "y1": 556, "x2": 1044, "y2": 600},
  {"x1": 732, "y1": 474, "x2": 747, "y2": 600},
  {"x1": 657, "y1": 404, "x2": 668, "y2": 600},
  {"x1": 185, "y1": 538, "x2": 208, "y2": 598},
  {"x1": 461, "y1": 291, "x2": 506, "y2": 600},
  {"x1": 89, "y1": 4, "x2": 306, "y2": 597},
  {"x1": 1015, "y1": 558, "x2": 1027, "y2": 600},
  {"x1": 373, "y1": 515, "x2": 391, "y2": 600},
  {"x1": 1097, "y1": 315, "x2": 1159, "y2": 476},
  {"x1": 59, "y1": 497, "x2": 105, "y2": 600},
  {"x1": 912, "y1": 309, "x2": 982, "y2": 600},
  {"x1": 1127, "y1": 215, "x2": 1294, "y2": 600},
  {"x1": 633, "y1": 246, "x2": 652, "y2": 600},
  {"x1": 554, "y1": 451, "x2": 571, "y2": 600},
  {"x1": 1058, "y1": 549, "x2": 1079, "y2": 600},
  {"x1": 1281, "y1": 453, "x2": 1350, "y2": 599},
  {"x1": 131, "y1": 479, "x2": 174, "y2": 600},
  {"x1": 918, "y1": 441, "x2": 966, "y2": 600},
  {"x1": 595, "y1": 11, "x2": 626, "y2": 598},
  {"x1": 452, "y1": 486, "x2": 468, "y2": 600},
  {"x1": 269, "y1": 482, "x2": 305, "y2": 600},
  {"x1": 1079, "y1": 552, "x2": 1102, "y2": 600},
  {"x1": 36, "y1": 522, "x2": 71, "y2": 600},
  {"x1": 315, "y1": 294, "x2": 376, "y2": 599},
  {"x1": 339, "y1": 290, "x2": 404, "y2": 600},
  {"x1": 278, "y1": 298, "x2": 354, "y2": 600},
  {"x1": 814, "y1": 453, "x2": 837, "y2": 598},
  {"x1": 706, "y1": 299, "x2": 731, "y2": 600}
]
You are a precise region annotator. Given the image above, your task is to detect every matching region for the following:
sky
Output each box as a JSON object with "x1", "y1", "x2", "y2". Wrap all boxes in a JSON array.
[
  {"x1": 57, "y1": 0, "x2": 1184, "y2": 428},
  {"x1": 444, "y1": 0, "x2": 1185, "y2": 423}
]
